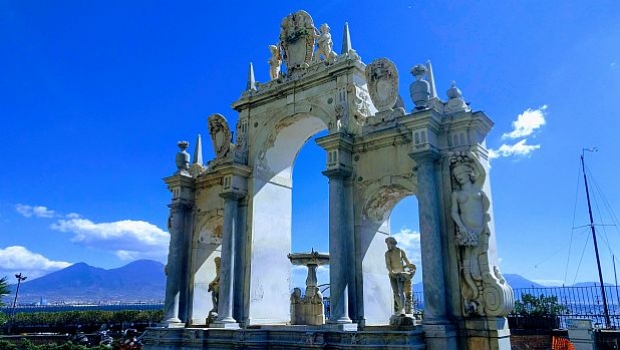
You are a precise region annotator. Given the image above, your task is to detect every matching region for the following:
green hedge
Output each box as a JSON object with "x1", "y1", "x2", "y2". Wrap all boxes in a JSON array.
[
  {"x1": 0, "y1": 338, "x2": 109, "y2": 350},
  {"x1": 7, "y1": 309, "x2": 163, "y2": 333}
]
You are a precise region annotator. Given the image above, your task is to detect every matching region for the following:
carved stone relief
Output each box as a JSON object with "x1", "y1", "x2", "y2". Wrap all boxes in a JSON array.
[
  {"x1": 279, "y1": 10, "x2": 315, "y2": 70},
  {"x1": 362, "y1": 183, "x2": 412, "y2": 223},
  {"x1": 195, "y1": 208, "x2": 224, "y2": 245},
  {"x1": 365, "y1": 58, "x2": 399, "y2": 112},
  {"x1": 207, "y1": 113, "x2": 234, "y2": 162},
  {"x1": 234, "y1": 117, "x2": 249, "y2": 164},
  {"x1": 347, "y1": 83, "x2": 370, "y2": 126}
]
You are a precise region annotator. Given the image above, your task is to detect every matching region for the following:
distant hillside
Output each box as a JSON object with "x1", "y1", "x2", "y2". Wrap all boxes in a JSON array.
[
  {"x1": 5, "y1": 260, "x2": 166, "y2": 304},
  {"x1": 503, "y1": 274, "x2": 545, "y2": 289},
  {"x1": 412, "y1": 274, "x2": 549, "y2": 294}
]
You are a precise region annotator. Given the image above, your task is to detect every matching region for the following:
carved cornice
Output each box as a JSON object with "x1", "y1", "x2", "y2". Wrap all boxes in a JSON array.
[
  {"x1": 315, "y1": 132, "x2": 354, "y2": 152},
  {"x1": 168, "y1": 198, "x2": 194, "y2": 210},
  {"x1": 219, "y1": 191, "x2": 246, "y2": 201},
  {"x1": 409, "y1": 148, "x2": 440, "y2": 165},
  {"x1": 231, "y1": 59, "x2": 366, "y2": 112},
  {"x1": 163, "y1": 174, "x2": 195, "y2": 190},
  {"x1": 322, "y1": 167, "x2": 352, "y2": 179}
]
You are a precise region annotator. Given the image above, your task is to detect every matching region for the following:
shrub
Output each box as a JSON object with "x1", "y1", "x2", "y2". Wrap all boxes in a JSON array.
[{"x1": 513, "y1": 293, "x2": 570, "y2": 317}]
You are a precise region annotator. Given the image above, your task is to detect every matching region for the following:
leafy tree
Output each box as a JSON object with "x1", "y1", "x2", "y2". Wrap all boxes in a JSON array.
[
  {"x1": 513, "y1": 293, "x2": 570, "y2": 317},
  {"x1": 0, "y1": 276, "x2": 10, "y2": 326}
]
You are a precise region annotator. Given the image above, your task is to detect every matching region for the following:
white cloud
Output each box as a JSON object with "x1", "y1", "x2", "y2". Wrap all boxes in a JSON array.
[
  {"x1": 392, "y1": 228, "x2": 421, "y2": 266},
  {"x1": 502, "y1": 105, "x2": 547, "y2": 140},
  {"x1": 0, "y1": 246, "x2": 72, "y2": 279},
  {"x1": 489, "y1": 139, "x2": 541, "y2": 159},
  {"x1": 15, "y1": 204, "x2": 55, "y2": 218},
  {"x1": 51, "y1": 218, "x2": 169, "y2": 262}
]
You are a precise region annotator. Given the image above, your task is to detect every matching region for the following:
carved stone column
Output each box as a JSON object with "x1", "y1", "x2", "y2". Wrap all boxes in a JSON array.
[
  {"x1": 410, "y1": 150, "x2": 457, "y2": 349},
  {"x1": 317, "y1": 133, "x2": 356, "y2": 329},
  {"x1": 162, "y1": 175, "x2": 194, "y2": 327},
  {"x1": 323, "y1": 168, "x2": 352, "y2": 324},
  {"x1": 411, "y1": 150, "x2": 448, "y2": 323},
  {"x1": 214, "y1": 191, "x2": 243, "y2": 328}
]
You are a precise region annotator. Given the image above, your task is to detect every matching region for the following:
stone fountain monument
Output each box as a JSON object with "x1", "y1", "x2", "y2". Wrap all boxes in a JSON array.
[
  {"x1": 144, "y1": 9, "x2": 514, "y2": 350},
  {"x1": 288, "y1": 249, "x2": 329, "y2": 326}
]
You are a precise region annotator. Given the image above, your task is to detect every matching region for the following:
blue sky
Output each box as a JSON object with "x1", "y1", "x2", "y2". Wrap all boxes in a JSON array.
[{"x1": 1, "y1": 1, "x2": 619, "y2": 290}]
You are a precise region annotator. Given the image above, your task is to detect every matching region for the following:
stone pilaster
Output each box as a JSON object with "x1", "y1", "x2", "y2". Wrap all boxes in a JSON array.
[{"x1": 162, "y1": 175, "x2": 195, "y2": 326}]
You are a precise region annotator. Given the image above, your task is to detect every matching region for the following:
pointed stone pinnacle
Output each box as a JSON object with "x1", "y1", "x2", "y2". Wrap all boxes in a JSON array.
[
  {"x1": 193, "y1": 134, "x2": 203, "y2": 165},
  {"x1": 341, "y1": 22, "x2": 352, "y2": 55},
  {"x1": 246, "y1": 62, "x2": 256, "y2": 91},
  {"x1": 425, "y1": 60, "x2": 438, "y2": 98}
]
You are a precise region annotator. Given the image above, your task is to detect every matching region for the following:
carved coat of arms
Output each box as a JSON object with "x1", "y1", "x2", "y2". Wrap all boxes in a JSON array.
[
  {"x1": 365, "y1": 58, "x2": 399, "y2": 112},
  {"x1": 207, "y1": 113, "x2": 233, "y2": 160},
  {"x1": 279, "y1": 10, "x2": 315, "y2": 70}
]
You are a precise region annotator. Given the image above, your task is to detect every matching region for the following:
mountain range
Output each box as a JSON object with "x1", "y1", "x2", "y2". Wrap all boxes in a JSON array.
[
  {"x1": 1, "y1": 260, "x2": 611, "y2": 305},
  {"x1": 4, "y1": 260, "x2": 166, "y2": 305}
]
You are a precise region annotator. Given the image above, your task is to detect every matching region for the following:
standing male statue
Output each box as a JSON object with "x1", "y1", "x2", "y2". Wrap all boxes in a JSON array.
[
  {"x1": 385, "y1": 237, "x2": 416, "y2": 316},
  {"x1": 208, "y1": 257, "x2": 221, "y2": 316}
]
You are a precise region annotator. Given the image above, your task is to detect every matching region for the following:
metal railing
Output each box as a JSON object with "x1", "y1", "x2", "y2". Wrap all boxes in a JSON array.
[{"x1": 510, "y1": 286, "x2": 620, "y2": 329}]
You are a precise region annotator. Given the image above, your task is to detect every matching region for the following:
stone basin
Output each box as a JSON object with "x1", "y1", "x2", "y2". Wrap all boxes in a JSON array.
[{"x1": 287, "y1": 249, "x2": 330, "y2": 266}]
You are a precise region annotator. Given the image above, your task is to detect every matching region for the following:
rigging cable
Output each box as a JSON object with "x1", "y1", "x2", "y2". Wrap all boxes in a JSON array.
[
  {"x1": 572, "y1": 227, "x2": 592, "y2": 286},
  {"x1": 564, "y1": 157, "x2": 583, "y2": 283}
]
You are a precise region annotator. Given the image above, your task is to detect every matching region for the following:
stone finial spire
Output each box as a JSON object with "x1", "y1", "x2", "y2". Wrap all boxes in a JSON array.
[
  {"x1": 447, "y1": 81, "x2": 462, "y2": 99},
  {"x1": 341, "y1": 22, "x2": 352, "y2": 54},
  {"x1": 445, "y1": 81, "x2": 471, "y2": 114},
  {"x1": 193, "y1": 134, "x2": 203, "y2": 166},
  {"x1": 425, "y1": 60, "x2": 438, "y2": 99},
  {"x1": 246, "y1": 62, "x2": 256, "y2": 91},
  {"x1": 189, "y1": 134, "x2": 206, "y2": 177}
]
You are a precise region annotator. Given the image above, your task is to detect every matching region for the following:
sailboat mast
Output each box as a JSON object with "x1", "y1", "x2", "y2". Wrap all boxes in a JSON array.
[{"x1": 581, "y1": 153, "x2": 611, "y2": 328}]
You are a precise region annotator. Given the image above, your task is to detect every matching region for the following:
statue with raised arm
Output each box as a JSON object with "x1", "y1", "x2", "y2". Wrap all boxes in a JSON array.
[
  {"x1": 314, "y1": 23, "x2": 337, "y2": 63},
  {"x1": 384, "y1": 237, "x2": 416, "y2": 316},
  {"x1": 268, "y1": 44, "x2": 282, "y2": 80}
]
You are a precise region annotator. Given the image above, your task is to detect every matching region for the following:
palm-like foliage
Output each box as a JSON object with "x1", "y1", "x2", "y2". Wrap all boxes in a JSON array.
[{"x1": 0, "y1": 276, "x2": 10, "y2": 307}]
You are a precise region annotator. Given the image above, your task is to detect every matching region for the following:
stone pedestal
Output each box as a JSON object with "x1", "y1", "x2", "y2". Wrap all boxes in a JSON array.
[
  {"x1": 291, "y1": 303, "x2": 325, "y2": 326},
  {"x1": 461, "y1": 317, "x2": 512, "y2": 350}
]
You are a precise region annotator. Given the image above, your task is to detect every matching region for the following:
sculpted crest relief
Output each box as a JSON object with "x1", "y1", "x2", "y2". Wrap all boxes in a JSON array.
[
  {"x1": 365, "y1": 58, "x2": 399, "y2": 112},
  {"x1": 279, "y1": 10, "x2": 316, "y2": 70},
  {"x1": 207, "y1": 114, "x2": 234, "y2": 161}
]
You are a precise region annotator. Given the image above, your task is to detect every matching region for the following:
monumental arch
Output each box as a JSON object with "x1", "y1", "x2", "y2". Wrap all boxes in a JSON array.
[{"x1": 151, "y1": 10, "x2": 514, "y2": 350}]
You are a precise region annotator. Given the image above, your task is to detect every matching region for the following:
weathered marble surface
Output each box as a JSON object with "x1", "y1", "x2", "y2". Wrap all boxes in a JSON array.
[{"x1": 159, "y1": 9, "x2": 512, "y2": 350}]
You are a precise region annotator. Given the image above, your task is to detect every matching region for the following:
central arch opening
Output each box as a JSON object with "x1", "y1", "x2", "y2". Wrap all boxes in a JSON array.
[
  {"x1": 291, "y1": 131, "x2": 329, "y2": 291},
  {"x1": 246, "y1": 113, "x2": 329, "y2": 325}
]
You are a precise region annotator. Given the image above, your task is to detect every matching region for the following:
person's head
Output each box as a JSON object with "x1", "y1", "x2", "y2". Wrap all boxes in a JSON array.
[
  {"x1": 214, "y1": 256, "x2": 221, "y2": 267},
  {"x1": 452, "y1": 164, "x2": 476, "y2": 185},
  {"x1": 320, "y1": 23, "x2": 330, "y2": 33},
  {"x1": 385, "y1": 237, "x2": 397, "y2": 250}
]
